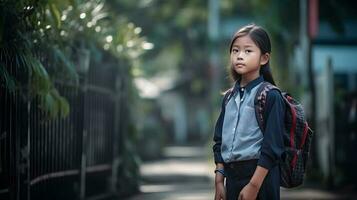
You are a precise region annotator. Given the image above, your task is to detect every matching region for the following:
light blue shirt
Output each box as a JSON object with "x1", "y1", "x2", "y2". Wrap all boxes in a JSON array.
[{"x1": 221, "y1": 76, "x2": 264, "y2": 163}]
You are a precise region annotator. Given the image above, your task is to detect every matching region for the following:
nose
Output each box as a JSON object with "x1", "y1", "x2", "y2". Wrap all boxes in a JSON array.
[{"x1": 237, "y1": 52, "x2": 243, "y2": 60}]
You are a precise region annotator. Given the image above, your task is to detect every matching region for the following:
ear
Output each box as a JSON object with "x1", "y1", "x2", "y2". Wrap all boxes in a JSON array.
[{"x1": 260, "y1": 53, "x2": 270, "y2": 66}]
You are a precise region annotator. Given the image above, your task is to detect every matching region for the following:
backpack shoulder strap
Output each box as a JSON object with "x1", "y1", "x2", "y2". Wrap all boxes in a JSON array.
[
  {"x1": 254, "y1": 81, "x2": 281, "y2": 132},
  {"x1": 223, "y1": 88, "x2": 234, "y2": 106}
]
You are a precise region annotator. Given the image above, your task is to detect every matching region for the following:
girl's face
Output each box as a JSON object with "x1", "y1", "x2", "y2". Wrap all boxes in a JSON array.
[{"x1": 230, "y1": 34, "x2": 269, "y2": 80}]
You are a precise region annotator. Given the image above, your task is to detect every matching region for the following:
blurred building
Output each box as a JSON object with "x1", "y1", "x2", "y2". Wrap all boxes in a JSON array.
[{"x1": 293, "y1": 9, "x2": 357, "y2": 187}]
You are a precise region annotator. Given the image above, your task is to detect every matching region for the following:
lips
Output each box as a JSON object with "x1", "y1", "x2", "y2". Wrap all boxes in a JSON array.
[{"x1": 235, "y1": 63, "x2": 245, "y2": 67}]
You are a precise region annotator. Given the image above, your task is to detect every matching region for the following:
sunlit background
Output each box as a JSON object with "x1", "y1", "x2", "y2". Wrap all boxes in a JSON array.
[{"x1": 0, "y1": 0, "x2": 356, "y2": 199}]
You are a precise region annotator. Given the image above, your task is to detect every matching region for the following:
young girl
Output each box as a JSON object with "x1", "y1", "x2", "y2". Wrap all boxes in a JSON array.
[{"x1": 213, "y1": 24, "x2": 285, "y2": 200}]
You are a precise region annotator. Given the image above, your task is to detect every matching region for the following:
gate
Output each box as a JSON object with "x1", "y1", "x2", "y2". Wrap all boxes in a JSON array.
[{"x1": 0, "y1": 53, "x2": 127, "y2": 200}]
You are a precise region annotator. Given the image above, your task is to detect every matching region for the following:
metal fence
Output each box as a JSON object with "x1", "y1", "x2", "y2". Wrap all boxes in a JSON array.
[{"x1": 0, "y1": 54, "x2": 127, "y2": 200}]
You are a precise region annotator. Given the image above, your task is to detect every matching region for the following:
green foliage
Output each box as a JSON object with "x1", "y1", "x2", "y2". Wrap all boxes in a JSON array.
[
  {"x1": 1, "y1": 0, "x2": 147, "y2": 195},
  {"x1": 0, "y1": 63, "x2": 16, "y2": 91},
  {"x1": 109, "y1": 0, "x2": 209, "y2": 87},
  {"x1": 0, "y1": 0, "x2": 148, "y2": 119},
  {"x1": 0, "y1": 0, "x2": 74, "y2": 118}
]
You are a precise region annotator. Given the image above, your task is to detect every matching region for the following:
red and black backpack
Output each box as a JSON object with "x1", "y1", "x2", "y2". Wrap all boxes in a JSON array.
[
  {"x1": 254, "y1": 82, "x2": 313, "y2": 188},
  {"x1": 223, "y1": 81, "x2": 313, "y2": 188}
]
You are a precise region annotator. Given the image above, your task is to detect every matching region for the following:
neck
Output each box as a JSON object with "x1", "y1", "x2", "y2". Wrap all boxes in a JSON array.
[{"x1": 240, "y1": 71, "x2": 260, "y2": 87}]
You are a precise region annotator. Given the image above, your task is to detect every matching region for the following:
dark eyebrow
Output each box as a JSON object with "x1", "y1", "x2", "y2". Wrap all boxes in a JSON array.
[{"x1": 232, "y1": 44, "x2": 254, "y2": 48}]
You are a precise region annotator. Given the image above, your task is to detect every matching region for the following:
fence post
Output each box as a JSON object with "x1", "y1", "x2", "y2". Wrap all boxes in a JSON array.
[
  {"x1": 110, "y1": 73, "x2": 122, "y2": 194},
  {"x1": 79, "y1": 81, "x2": 88, "y2": 200},
  {"x1": 26, "y1": 100, "x2": 31, "y2": 200},
  {"x1": 80, "y1": 129, "x2": 87, "y2": 200},
  {"x1": 79, "y1": 80, "x2": 88, "y2": 200},
  {"x1": 77, "y1": 47, "x2": 90, "y2": 200},
  {"x1": 16, "y1": 94, "x2": 31, "y2": 200}
]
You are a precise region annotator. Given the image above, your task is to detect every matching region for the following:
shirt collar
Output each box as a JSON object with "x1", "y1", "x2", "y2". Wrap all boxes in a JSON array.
[{"x1": 233, "y1": 75, "x2": 264, "y2": 93}]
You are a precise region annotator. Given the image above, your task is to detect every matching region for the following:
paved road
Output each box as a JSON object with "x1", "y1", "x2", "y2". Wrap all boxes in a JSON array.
[{"x1": 126, "y1": 146, "x2": 356, "y2": 200}]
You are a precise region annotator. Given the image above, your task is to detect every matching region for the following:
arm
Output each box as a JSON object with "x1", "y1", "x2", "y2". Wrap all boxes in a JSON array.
[
  {"x1": 213, "y1": 93, "x2": 229, "y2": 200},
  {"x1": 239, "y1": 90, "x2": 285, "y2": 199},
  {"x1": 215, "y1": 162, "x2": 226, "y2": 200},
  {"x1": 257, "y1": 89, "x2": 285, "y2": 171},
  {"x1": 213, "y1": 93, "x2": 229, "y2": 164},
  {"x1": 215, "y1": 163, "x2": 225, "y2": 183}
]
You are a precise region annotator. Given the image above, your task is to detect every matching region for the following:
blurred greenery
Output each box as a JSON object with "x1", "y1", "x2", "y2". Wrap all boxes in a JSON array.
[
  {"x1": 0, "y1": 0, "x2": 150, "y2": 196},
  {"x1": 2, "y1": 0, "x2": 356, "y2": 195},
  {"x1": 0, "y1": 0, "x2": 149, "y2": 118},
  {"x1": 1, "y1": 0, "x2": 355, "y2": 117},
  {"x1": 109, "y1": 0, "x2": 210, "y2": 95}
]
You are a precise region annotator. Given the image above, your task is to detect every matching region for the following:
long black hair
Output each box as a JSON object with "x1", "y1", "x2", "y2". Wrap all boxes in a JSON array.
[{"x1": 228, "y1": 24, "x2": 276, "y2": 86}]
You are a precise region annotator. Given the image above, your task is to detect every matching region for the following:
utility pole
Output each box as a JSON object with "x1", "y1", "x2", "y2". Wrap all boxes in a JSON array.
[
  {"x1": 300, "y1": 0, "x2": 318, "y2": 171},
  {"x1": 208, "y1": 0, "x2": 220, "y2": 103}
]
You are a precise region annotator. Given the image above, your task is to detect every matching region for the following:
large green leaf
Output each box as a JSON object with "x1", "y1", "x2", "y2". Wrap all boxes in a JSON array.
[
  {"x1": 49, "y1": 3, "x2": 61, "y2": 29},
  {"x1": 0, "y1": 63, "x2": 16, "y2": 91},
  {"x1": 41, "y1": 93, "x2": 54, "y2": 113},
  {"x1": 58, "y1": 95, "x2": 70, "y2": 117},
  {"x1": 29, "y1": 56, "x2": 51, "y2": 94}
]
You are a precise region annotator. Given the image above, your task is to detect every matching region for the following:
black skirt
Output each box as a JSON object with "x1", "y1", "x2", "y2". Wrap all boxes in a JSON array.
[{"x1": 224, "y1": 159, "x2": 280, "y2": 200}]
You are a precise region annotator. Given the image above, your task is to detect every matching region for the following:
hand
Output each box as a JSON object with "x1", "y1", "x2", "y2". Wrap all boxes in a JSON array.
[
  {"x1": 237, "y1": 182, "x2": 259, "y2": 200},
  {"x1": 214, "y1": 173, "x2": 226, "y2": 200}
]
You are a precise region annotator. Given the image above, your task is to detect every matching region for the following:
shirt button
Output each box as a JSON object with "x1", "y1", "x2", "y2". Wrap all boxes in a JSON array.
[{"x1": 240, "y1": 88, "x2": 244, "y2": 91}]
